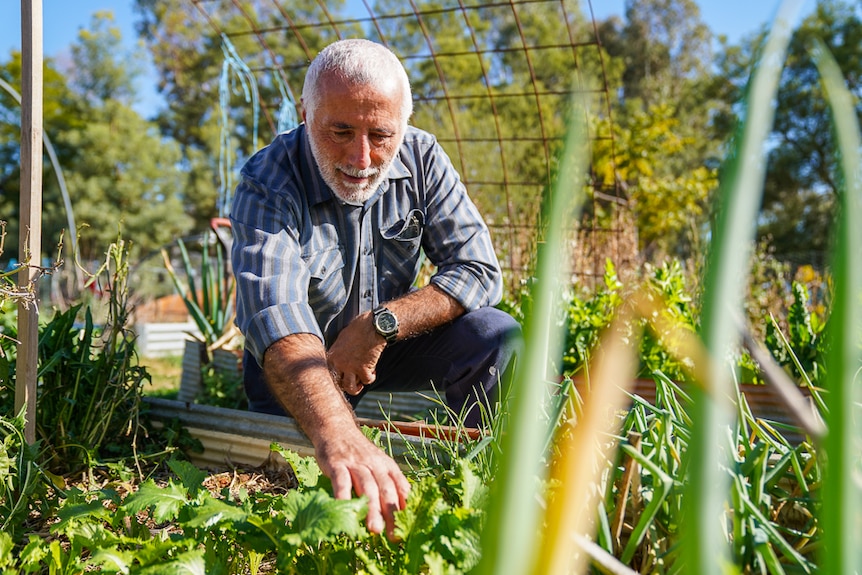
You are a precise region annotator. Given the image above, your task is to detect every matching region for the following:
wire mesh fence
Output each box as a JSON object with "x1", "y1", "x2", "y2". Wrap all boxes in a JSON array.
[{"x1": 185, "y1": 0, "x2": 636, "y2": 291}]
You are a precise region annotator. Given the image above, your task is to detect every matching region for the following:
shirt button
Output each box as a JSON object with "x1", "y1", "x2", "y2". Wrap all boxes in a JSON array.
[{"x1": 362, "y1": 290, "x2": 372, "y2": 298}]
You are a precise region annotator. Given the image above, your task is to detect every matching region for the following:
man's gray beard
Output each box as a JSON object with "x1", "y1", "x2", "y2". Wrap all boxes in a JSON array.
[{"x1": 307, "y1": 131, "x2": 392, "y2": 205}]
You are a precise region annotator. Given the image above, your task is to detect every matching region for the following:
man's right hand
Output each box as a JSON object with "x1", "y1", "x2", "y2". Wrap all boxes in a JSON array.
[
  {"x1": 262, "y1": 334, "x2": 410, "y2": 539},
  {"x1": 314, "y1": 427, "x2": 411, "y2": 540}
]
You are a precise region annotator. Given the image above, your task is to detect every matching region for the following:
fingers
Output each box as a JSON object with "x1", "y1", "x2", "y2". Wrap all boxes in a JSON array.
[
  {"x1": 383, "y1": 467, "x2": 411, "y2": 540},
  {"x1": 339, "y1": 372, "x2": 364, "y2": 395},
  {"x1": 349, "y1": 464, "x2": 410, "y2": 540},
  {"x1": 319, "y1": 436, "x2": 412, "y2": 541},
  {"x1": 330, "y1": 465, "x2": 353, "y2": 501},
  {"x1": 332, "y1": 370, "x2": 376, "y2": 396},
  {"x1": 326, "y1": 342, "x2": 379, "y2": 395},
  {"x1": 350, "y1": 466, "x2": 385, "y2": 535}
]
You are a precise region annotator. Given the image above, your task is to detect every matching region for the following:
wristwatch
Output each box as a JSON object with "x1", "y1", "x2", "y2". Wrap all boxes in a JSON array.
[{"x1": 372, "y1": 306, "x2": 399, "y2": 344}]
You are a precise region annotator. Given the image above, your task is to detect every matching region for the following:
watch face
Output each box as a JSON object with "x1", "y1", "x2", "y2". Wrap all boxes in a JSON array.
[{"x1": 376, "y1": 311, "x2": 397, "y2": 333}]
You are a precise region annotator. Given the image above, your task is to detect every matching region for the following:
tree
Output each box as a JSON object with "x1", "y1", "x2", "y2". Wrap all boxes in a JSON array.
[
  {"x1": 593, "y1": 0, "x2": 725, "y2": 261},
  {"x1": 69, "y1": 11, "x2": 142, "y2": 106},
  {"x1": 0, "y1": 53, "x2": 85, "y2": 261},
  {"x1": 590, "y1": 99, "x2": 717, "y2": 260},
  {"x1": 0, "y1": 12, "x2": 193, "y2": 270},
  {"x1": 760, "y1": 0, "x2": 861, "y2": 265},
  {"x1": 712, "y1": 0, "x2": 862, "y2": 267},
  {"x1": 617, "y1": 0, "x2": 713, "y2": 107},
  {"x1": 59, "y1": 101, "x2": 192, "y2": 261},
  {"x1": 60, "y1": 14, "x2": 193, "y2": 262}
]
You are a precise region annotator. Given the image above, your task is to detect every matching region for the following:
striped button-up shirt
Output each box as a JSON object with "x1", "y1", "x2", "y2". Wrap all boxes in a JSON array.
[{"x1": 230, "y1": 125, "x2": 503, "y2": 364}]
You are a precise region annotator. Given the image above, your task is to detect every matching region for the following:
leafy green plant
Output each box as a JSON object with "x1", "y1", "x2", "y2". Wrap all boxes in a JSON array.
[
  {"x1": 765, "y1": 281, "x2": 827, "y2": 383},
  {"x1": 2, "y1": 445, "x2": 489, "y2": 574},
  {"x1": 0, "y1": 409, "x2": 52, "y2": 552},
  {"x1": 29, "y1": 237, "x2": 150, "y2": 474},
  {"x1": 199, "y1": 359, "x2": 247, "y2": 410},
  {"x1": 561, "y1": 259, "x2": 702, "y2": 384},
  {"x1": 562, "y1": 259, "x2": 623, "y2": 374}
]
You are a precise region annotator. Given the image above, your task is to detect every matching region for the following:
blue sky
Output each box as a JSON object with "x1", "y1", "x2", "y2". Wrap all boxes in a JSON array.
[{"x1": 3, "y1": 0, "x2": 818, "y2": 117}]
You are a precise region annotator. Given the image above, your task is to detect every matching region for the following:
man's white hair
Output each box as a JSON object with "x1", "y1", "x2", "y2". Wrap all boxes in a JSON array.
[{"x1": 302, "y1": 39, "x2": 413, "y2": 126}]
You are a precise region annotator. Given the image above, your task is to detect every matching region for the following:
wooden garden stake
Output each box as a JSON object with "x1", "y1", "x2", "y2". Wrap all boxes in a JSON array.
[{"x1": 16, "y1": 0, "x2": 43, "y2": 444}]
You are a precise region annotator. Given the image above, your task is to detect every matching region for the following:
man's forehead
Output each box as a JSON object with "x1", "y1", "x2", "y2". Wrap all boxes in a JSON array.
[{"x1": 319, "y1": 71, "x2": 402, "y2": 99}]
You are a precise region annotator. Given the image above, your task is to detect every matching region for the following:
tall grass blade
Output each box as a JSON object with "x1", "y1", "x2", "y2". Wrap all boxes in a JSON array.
[
  {"x1": 532, "y1": 310, "x2": 640, "y2": 574},
  {"x1": 475, "y1": 96, "x2": 591, "y2": 575},
  {"x1": 618, "y1": 443, "x2": 674, "y2": 565},
  {"x1": 688, "y1": 1, "x2": 803, "y2": 573},
  {"x1": 200, "y1": 238, "x2": 212, "y2": 329},
  {"x1": 810, "y1": 39, "x2": 862, "y2": 575},
  {"x1": 740, "y1": 325, "x2": 826, "y2": 441}
]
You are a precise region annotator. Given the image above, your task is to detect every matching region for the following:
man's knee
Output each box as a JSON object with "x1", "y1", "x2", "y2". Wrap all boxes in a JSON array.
[{"x1": 456, "y1": 307, "x2": 523, "y2": 364}]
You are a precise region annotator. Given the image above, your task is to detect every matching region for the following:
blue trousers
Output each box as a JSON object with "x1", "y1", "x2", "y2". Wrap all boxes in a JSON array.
[{"x1": 243, "y1": 306, "x2": 522, "y2": 427}]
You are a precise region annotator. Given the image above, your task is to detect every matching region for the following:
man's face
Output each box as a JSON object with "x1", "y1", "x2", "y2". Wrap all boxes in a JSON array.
[{"x1": 303, "y1": 74, "x2": 405, "y2": 204}]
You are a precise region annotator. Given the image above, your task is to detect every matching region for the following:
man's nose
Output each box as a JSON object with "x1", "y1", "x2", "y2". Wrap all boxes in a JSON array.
[{"x1": 347, "y1": 135, "x2": 372, "y2": 170}]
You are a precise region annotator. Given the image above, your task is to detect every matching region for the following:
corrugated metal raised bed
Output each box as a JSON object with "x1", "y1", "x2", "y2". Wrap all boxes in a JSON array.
[{"x1": 144, "y1": 395, "x2": 472, "y2": 470}]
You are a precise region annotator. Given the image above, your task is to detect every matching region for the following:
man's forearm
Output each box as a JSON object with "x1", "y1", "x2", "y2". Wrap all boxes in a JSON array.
[
  {"x1": 262, "y1": 333, "x2": 357, "y2": 445},
  {"x1": 384, "y1": 284, "x2": 465, "y2": 340},
  {"x1": 261, "y1": 332, "x2": 411, "y2": 539}
]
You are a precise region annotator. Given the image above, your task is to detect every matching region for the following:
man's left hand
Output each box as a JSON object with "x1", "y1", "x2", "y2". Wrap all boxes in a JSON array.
[{"x1": 327, "y1": 311, "x2": 385, "y2": 395}]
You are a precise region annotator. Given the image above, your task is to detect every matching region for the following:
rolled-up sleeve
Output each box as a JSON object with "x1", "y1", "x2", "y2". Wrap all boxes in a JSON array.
[
  {"x1": 418, "y1": 138, "x2": 503, "y2": 310},
  {"x1": 230, "y1": 176, "x2": 322, "y2": 365}
]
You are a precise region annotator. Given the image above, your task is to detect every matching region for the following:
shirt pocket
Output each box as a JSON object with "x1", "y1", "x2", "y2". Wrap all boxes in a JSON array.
[
  {"x1": 302, "y1": 246, "x2": 347, "y2": 310},
  {"x1": 379, "y1": 209, "x2": 425, "y2": 290}
]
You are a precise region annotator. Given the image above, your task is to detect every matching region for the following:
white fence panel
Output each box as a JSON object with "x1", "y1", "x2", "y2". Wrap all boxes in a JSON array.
[{"x1": 136, "y1": 322, "x2": 202, "y2": 358}]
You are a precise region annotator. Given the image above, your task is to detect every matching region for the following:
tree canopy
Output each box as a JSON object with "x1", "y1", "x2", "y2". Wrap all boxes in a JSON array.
[
  {"x1": 2, "y1": 0, "x2": 859, "y2": 296},
  {"x1": 2, "y1": 12, "x2": 192, "y2": 267}
]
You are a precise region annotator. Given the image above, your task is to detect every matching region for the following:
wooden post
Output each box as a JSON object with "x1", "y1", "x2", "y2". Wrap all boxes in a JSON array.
[{"x1": 16, "y1": 0, "x2": 43, "y2": 444}]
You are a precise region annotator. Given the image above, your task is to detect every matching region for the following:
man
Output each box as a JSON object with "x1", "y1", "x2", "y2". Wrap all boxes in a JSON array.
[{"x1": 230, "y1": 39, "x2": 521, "y2": 539}]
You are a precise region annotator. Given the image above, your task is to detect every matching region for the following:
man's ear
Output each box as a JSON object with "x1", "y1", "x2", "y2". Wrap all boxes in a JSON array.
[{"x1": 300, "y1": 100, "x2": 307, "y2": 123}]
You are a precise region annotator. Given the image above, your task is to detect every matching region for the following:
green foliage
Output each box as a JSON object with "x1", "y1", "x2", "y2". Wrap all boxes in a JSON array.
[
  {"x1": 560, "y1": 259, "x2": 700, "y2": 382},
  {"x1": 555, "y1": 256, "x2": 828, "y2": 390},
  {"x1": 713, "y1": 1, "x2": 862, "y2": 265},
  {"x1": 585, "y1": 372, "x2": 823, "y2": 573},
  {"x1": 199, "y1": 360, "x2": 246, "y2": 410},
  {"x1": 25, "y1": 238, "x2": 148, "y2": 474},
  {"x1": 595, "y1": 0, "x2": 728, "y2": 262},
  {"x1": 1, "y1": 15, "x2": 193, "y2": 266},
  {"x1": 765, "y1": 281, "x2": 827, "y2": 383},
  {"x1": 1, "y1": 445, "x2": 489, "y2": 574},
  {"x1": 562, "y1": 260, "x2": 623, "y2": 374},
  {"x1": 0, "y1": 235, "x2": 197, "y2": 475},
  {"x1": 63, "y1": 100, "x2": 193, "y2": 262},
  {"x1": 616, "y1": 0, "x2": 714, "y2": 108},
  {"x1": 0, "y1": 54, "x2": 86, "y2": 261},
  {"x1": 70, "y1": 11, "x2": 143, "y2": 105},
  {"x1": 0, "y1": 410, "x2": 52, "y2": 548},
  {"x1": 162, "y1": 233, "x2": 236, "y2": 349},
  {"x1": 758, "y1": 1, "x2": 862, "y2": 263},
  {"x1": 0, "y1": 264, "x2": 840, "y2": 573}
]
